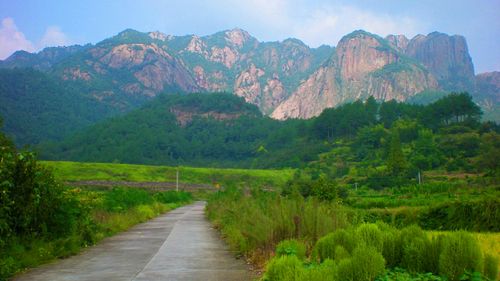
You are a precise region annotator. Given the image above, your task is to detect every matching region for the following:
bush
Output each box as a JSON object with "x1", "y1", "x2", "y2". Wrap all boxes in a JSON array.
[
  {"x1": 276, "y1": 239, "x2": 307, "y2": 260},
  {"x1": 304, "y1": 259, "x2": 336, "y2": 281},
  {"x1": 438, "y1": 231, "x2": 483, "y2": 281},
  {"x1": 381, "y1": 229, "x2": 402, "y2": 268},
  {"x1": 399, "y1": 225, "x2": 437, "y2": 274},
  {"x1": 356, "y1": 223, "x2": 383, "y2": 252},
  {"x1": 313, "y1": 229, "x2": 356, "y2": 262},
  {"x1": 336, "y1": 246, "x2": 385, "y2": 281},
  {"x1": 262, "y1": 255, "x2": 304, "y2": 281}
]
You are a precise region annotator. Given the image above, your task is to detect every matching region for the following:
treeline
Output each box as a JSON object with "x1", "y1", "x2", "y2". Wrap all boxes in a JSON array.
[{"x1": 39, "y1": 92, "x2": 499, "y2": 176}]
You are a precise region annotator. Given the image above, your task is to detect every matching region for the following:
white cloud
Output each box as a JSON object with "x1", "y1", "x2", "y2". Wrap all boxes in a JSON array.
[
  {"x1": 0, "y1": 17, "x2": 35, "y2": 59},
  {"x1": 0, "y1": 17, "x2": 72, "y2": 60},
  {"x1": 293, "y1": 5, "x2": 422, "y2": 47},
  {"x1": 40, "y1": 25, "x2": 71, "y2": 47},
  {"x1": 229, "y1": 1, "x2": 423, "y2": 47}
]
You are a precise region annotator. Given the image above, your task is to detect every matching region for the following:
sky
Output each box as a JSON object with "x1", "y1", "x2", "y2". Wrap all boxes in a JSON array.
[{"x1": 0, "y1": 0, "x2": 499, "y2": 73}]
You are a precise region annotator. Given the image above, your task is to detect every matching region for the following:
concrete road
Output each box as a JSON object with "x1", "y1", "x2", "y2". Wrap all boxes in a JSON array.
[{"x1": 13, "y1": 201, "x2": 253, "y2": 281}]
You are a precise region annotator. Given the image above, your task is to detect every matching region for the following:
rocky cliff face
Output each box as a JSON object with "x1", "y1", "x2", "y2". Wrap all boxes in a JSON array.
[
  {"x1": 272, "y1": 31, "x2": 439, "y2": 119},
  {"x1": 405, "y1": 32, "x2": 475, "y2": 91},
  {"x1": 0, "y1": 28, "x2": 486, "y2": 119}
]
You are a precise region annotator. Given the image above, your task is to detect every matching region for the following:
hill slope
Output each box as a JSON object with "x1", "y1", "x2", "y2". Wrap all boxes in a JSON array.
[
  {"x1": 40, "y1": 93, "x2": 324, "y2": 167},
  {"x1": 0, "y1": 68, "x2": 119, "y2": 146}
]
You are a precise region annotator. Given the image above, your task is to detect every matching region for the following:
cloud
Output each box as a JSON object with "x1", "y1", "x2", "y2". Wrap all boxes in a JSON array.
[
  {"x1": 0, "y1": 18, "x2": 72, "y2": 60},
  {"x1": 293, "y1": 5, "x2": 422, "y2": 47},
  {"x1": 229, "y1": 1, "x2": 423, "y2": 47},
  {"x1": 40, "y1": 26, "x2": 71, "y2": 47},
  {"x1": 0, "y1": 17, "x2": 35, "y2": 59}
]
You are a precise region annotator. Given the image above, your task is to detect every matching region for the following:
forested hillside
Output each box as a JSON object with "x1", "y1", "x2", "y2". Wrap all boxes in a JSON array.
[
  {"x1": 40, "y1": 92, "x2": 499, "y2": 177},
  {"x1": 0, "y1": 68, "x2": 120, "y2": 146}
]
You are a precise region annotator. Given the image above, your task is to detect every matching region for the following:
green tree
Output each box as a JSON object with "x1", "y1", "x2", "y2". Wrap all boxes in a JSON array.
[
  {"x1": 387, "y1": 129, "x2": 407, "y2": 176},
  {"x1": 477, "y1": 132, "x2": 500, "y2": 174}
]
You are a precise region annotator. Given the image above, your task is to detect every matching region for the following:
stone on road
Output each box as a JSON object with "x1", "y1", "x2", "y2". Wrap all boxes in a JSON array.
[{"x1": 13, "y1": 201, "x2": 253, "y2": 281}]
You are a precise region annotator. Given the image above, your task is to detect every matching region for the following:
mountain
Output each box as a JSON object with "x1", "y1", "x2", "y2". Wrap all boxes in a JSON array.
[
  {"x1": 0, "y1": 28, "x2": 498, "y2": 146},
  {"x1": 475, "y1": 71, "x2": 500, "y2": 121},
  {"x1": 271, "y1": 31, "x2": 438, "y2": 119}
]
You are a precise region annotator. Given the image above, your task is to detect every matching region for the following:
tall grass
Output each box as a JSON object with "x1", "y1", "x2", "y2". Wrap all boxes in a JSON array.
[
  {"x1": 206, "y1": 188, "x2": 360, "y2": 266},
  {"x1": 208, "y1": 189, "x2": 499, "y2": 280}
]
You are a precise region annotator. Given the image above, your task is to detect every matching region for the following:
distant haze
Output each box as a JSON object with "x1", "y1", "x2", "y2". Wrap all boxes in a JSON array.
[{"x1": 0, "y1": 0, "x2": 498, "y2": 73}]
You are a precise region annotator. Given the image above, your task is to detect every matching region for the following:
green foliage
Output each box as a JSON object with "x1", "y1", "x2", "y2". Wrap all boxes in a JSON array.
[
  {"x1": 420, "y1": 199, "x2": 500, "y2": 232},
  {"x1": 103, "y1": 187, "x2": 153, "y2": 212},
  {"x1": 313, "y1": 229, "x2": 356, "y2": 262},
  {"x1": 262, "y1": 255, "x2": 304, "y2": 281},
  {"x1": 276, "y1": 239, "x2": 307, "y2": 260},
  {"x1": 0, "y1": 68, "x2": 119, "y2": 146},
  {"x1": 153, "y1": 191, "x2": 192, "y2": 204},
  {"x1": 483, "y1": 254, "x2": 499, "y2": 281},
  {"x1": 438, "y1": 231, "x2": 483, "y2": 281},
  {"x1": 40, "y1": 93, "x2": 326, "y2": 168},
  {"x1": 335, "y1": 246, "x2": 386, "y2": 281},
  {"x1": 356, "y1": 223, "x2": 384, "y2": 252},
  {"x1": 477, "y1": 132, "x2": 500, "y2": 174},
  {"x1": 376, "y1": 268, "x2": 444, "y2": 281},
  {"x1": 387, "y1": 129, "x2": 408, "y2": 176}
]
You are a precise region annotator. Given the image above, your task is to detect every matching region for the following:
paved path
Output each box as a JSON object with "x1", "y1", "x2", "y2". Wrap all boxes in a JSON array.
[{"x1": 13, "y1": 202, "x2": 253, "y2": 281}]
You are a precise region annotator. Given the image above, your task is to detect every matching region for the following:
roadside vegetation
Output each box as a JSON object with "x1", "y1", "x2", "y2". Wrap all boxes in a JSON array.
[
  {"x1": 207, "y1": 186, "x2": 499, "y2": 281},
  {"x1": 206, "y1": 93, "x2": 499, "y2": 280},
  {"x1": 0, "y1": 128, "x2": 192, "y2": 280}
]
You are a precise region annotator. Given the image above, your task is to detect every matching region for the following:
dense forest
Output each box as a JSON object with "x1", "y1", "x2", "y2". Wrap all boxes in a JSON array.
[
  {"x1": 39, "y1": 92, "x2": 499, "y2": 178},
  {"x1": 0, "y1": 68, "x2": 120, "y2": 146}
]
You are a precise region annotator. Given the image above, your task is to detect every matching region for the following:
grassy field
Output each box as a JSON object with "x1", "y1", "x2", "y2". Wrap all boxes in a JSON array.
[{"x1": 41, "y1": 161, "x2": 295, "y2": 188}]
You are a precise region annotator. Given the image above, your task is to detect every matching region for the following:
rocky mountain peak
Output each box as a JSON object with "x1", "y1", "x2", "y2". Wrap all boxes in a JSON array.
[
  {"x1": 386, "y1": 34, "x2": 409, "y2": 51},
  {"x1": 336, "y1": 30, "x2": 397, "y2": 80},
  {"x1": 405, "y1": 31, "x2": 475, "y2": 91},
  {"x1": 148, "y1": 31, "x2": 171, "y2": 42},
  {"x1": 224, "y1": 28, "x2": 252, "y2": 48}
]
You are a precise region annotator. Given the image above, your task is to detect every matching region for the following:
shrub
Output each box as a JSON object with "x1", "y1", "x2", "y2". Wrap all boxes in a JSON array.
[
  {"x1": 334, "y1": 245, "x2": 350, "y2": 261},
  {"x1": 276, "y1": 239, "x2": 307, "y2": 260},
  {"x1": 356, "y1": 223, "x2": 383, "y2": 252},
  {"x1": 381, "y1": 229, "x2": 402, "y2": 268},
  {"x1": 304, "y1": 259, "x2": 336, "y2": 281},
  {"x1": 262, "y1": 255, "x2": 304, "y2": 281},
  {"x1": 336, "y1": 246, "x2": 385, "y2": 281},
  {"x1": 438, "y1": 231, "x2": 483, "y2": 281},
  {"x1": 313, "y1": 229, "x2": 356, "y2": 262},
  {"x1": 483, "y1": 254, "x2": 499, "y2": 281}
]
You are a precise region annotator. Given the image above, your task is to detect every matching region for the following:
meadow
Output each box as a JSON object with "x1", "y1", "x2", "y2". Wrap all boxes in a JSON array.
[{"x1": 41, "y1": 161, "x2": 294, "y2": 189}]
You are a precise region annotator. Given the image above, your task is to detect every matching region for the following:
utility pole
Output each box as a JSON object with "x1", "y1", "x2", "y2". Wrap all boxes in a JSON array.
[
  {"x1": 176, "y1": 167, "x2": 179, "y2": 192},
  {"x1": 418, "y1": 171, "x2": 421, "y2": 185}
]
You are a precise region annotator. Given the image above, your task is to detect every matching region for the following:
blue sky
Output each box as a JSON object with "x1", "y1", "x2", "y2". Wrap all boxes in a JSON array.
[{"x1": 0, "y1": 0, "x2": 498, "y2": 73}]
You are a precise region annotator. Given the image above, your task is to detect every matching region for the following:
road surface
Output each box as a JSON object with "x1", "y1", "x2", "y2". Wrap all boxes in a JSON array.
[{"x1": 13, "y1": 201, "x2": 253, "y2": 281}]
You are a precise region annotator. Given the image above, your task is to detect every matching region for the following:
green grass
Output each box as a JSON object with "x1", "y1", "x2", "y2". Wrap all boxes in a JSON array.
[{"x1": 41, "y1": 161, "x2": 294, "y2": 188}]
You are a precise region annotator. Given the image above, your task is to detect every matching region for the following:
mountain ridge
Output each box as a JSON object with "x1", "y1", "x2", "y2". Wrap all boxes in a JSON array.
[{"x1": 1, "y1": 28, "x2": 498, "y2": 139}]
